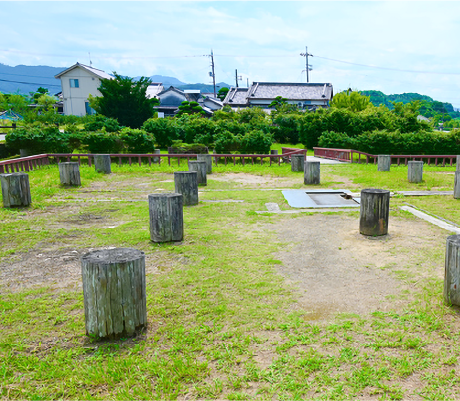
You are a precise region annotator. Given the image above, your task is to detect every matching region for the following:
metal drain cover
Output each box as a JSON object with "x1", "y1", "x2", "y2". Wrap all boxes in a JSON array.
[{"x1": 282, "y1": 189, "x2": 360, "y2": 208}]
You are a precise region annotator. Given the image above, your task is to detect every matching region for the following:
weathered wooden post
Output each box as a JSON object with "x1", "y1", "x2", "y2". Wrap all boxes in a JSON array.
[
  {"x1": 408, "y1": 161, "x2": 423, "y2": 183},
  {"x1": 0, "y1": 172, "x2": 31, "y2": 207},
  {"x1": 152, "y1": 149, "x2": 161, "y2": 163},
  {"x1": 94, "y1": 154, "x2": 112, "y2": 174},
  {"x1": 81, "y1": 248, "x2": 147, "y2": 339},
  {"x1": 270, "y1": 150, "x2": 279, "y2": 155},
  {"x1": 188, "y1": 160, "x2": 207, "y2": 186},
  {"x1": 149, "y1": 193, "x2": 184, "y2": 242},
  {"x1": 291, "y1": 154, "x2": 305, "y2": 172},
  {"x1": 58, "y1": 162, "x2": 81, "y2": 186},
  {"x1": 443, "y1": 235, "x2": 460, "y2": 305},
  {"x1": 304, "y1": 161, "x2": 320, "y2": 185},
  {"x1": 174, "y1": 171, "x2": 198, "y2": 206},
  {"x1": 455, "y1": 172, "x2": 460, "y2": 199},
  {"x1": 359, "y1": 189, "x2": 390, "y2": 236},
  {"x1": 378, "y1": 155, "x2": 391, "y2": 171},
  {"x1": 197, "y1": 154, "x2": 212, "y2": 174}
]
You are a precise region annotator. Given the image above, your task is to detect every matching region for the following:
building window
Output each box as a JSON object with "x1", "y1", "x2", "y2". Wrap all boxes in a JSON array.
[
  {"x1": 70, "y1": 79, "x2": 79, "y2": 88},
  {"x1": 85, "y1": 102, "x2": 95, "y2": 115}
]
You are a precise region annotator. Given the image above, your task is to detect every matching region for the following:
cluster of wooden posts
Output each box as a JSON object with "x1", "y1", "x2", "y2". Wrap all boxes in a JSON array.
[
  {"x1": 0, "y1": 153, "x2": 213, "y2": 339},
  {"x1": 3, "y1": 152, "x2": 460, "y2": 338}
]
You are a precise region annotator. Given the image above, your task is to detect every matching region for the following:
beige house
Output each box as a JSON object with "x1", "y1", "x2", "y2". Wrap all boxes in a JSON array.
[{"x1": 55, "y1": 63, "x2": 113, "y2": 116}]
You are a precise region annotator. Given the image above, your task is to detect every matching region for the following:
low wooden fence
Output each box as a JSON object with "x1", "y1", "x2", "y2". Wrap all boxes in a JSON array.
[
  {"x1": 0, "y1": 148, "x2": 308, "y2": 174},
  {"x1": 313, "y1": 147, "x2": 458, "y2": 167}
]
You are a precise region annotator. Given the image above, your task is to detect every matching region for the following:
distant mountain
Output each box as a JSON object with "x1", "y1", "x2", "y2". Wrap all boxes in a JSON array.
[
  {"x1": 0, "y1": 63, "x2": 65, "y2": 95},
  {"x1": 147, "y1": 75, "x2": 186, "y2": 86},
  {"x1": 360, "y1": 90, "x2": 460, "y2": 120},
  {"x1": 176, "y1": 82, "x2": 231, "y2": 93}
]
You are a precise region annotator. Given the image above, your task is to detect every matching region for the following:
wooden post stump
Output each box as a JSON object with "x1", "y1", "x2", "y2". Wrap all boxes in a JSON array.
[
  {"x1": 456, "y1": 155, "x2": 460, "y2": 172},
  {"x1": 197, "y1": 154, "x2": 212, "y2": 174},
  {"x1": 59, "y1": 162, "x2": 81, "y2": 186},
  {"x1": 304, "y1": 161, "x2": 320, "y2": 185},
  {"x1": 378, "y1": 155, "x2": 391, "y2": 171},
  {"x1": 188, "y1": 160, "x2": 207, "y2": 186},
  {"x1": 270, "y1": 150, "x2": 279, "y2": 155},
  {"x1": 149, "y1": 193, "x2": 184, "y2": 242},
  {"x1": 94, "y1": 154, "x2": 112, "y2": 174},
  {"x1": 81, "y1": 248, "x2": 147, "y2": 339},
  {"x1": 174, "y1": 171, "x2": 198, "y2": 206},
  {"x1": 359, "y1": 188, "x2": 390, "y2": 236},
  {"x1": 0, "y1": 172, "x2": 31, "y2": 207},
  {"x1": 408, "y1": 161, "x2": 423, "y2": 183},
  {"x1": 454, "y1": 172, "x2": 460, "y2": 199},
  {"x1": 291, "y1": 154, "x2": 305, "y2": 172},
  {"x1": 152, "y1": 149, "x2": 161, "y2": 163},
  {"x1": 444, "y1": 235, "x2": 460, "y2": 305}
]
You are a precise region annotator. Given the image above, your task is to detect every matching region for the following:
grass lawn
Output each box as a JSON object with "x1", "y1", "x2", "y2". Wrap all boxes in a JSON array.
[{"x1": 1, "y1": 158, "x2": 460, "y2": 400}]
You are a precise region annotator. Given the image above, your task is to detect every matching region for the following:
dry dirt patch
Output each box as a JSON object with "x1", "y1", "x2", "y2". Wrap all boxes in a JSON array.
[{"x1": 274, "y1": 213, "x2": 445, "y2": 321}]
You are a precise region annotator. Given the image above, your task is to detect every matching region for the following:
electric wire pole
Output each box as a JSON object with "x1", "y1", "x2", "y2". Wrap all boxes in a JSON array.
[
  {"x1": 235, "y1": 69, "x2": 242, "y2": 88},
  {"x1": 210, "y1": 50, "x2": 216, "y2": 98},
  {"x1": 300, "y1": 46, "x2": 313, "y2": 83}
]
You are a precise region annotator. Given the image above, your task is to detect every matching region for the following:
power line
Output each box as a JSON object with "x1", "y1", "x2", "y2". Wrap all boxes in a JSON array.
[
  {"x1": 0, "y1": 78, "x2": 61, "y2": 87},
  {"x1": 0, "y1": 72, "x2": 59, "y2": 80}
]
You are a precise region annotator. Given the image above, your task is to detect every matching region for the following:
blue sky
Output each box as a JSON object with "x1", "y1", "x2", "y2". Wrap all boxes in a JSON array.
[{"x1": 1, "y1": 1, "x2": 460, "y2": 106}]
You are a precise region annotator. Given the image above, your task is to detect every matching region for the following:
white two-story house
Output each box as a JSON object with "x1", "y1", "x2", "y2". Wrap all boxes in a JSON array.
[{"x1": 54, "y1": 63, "x2": 113, "y2": 116}]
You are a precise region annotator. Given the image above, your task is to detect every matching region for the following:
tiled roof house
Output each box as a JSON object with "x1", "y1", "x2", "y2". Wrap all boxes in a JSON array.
[{"x1": 223, "y1": 82, "x2": 333, "y2": 110}]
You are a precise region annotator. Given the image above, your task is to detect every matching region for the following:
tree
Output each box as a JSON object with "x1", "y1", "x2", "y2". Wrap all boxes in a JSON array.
[
  {"x1": 269, "y1": 96, "x2": 288, "y2": 109},
  {"x1": 330, "y1": 90, "x2": 372, "y2": 112},
  {"x1": 176, "y1": 101, "x2": 206, "y2": 117},
  {"x1": 93, "y1": 73, "x2": 156, "y2": 128},
  {"x1": 31, "y1": 87, "x2": 49, "y2": 103},
  {"x1": 217, "y1": 87, "x2": 229, "y2": 101}
]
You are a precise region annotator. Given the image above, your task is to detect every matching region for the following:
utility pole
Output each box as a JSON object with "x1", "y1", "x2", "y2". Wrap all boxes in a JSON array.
[
  {"x1": 300, "y1": 46, "x2": 313, "y2": 83},
  {"x1": 210, "y1": 49, "x2": 216, "y2": 98},
  {"x1": 235, "y1": 69, "x2": 242, "y2": 88}
]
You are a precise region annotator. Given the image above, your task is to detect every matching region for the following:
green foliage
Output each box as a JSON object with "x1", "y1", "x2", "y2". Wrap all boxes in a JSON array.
[
  {"x1": 318, "y1": 131, "x2": 357, "y2": 149},
  {"x1": 318, "y1": 129, "x2": 460, "y2": 155},
  {"x1": 176, "y1": 101, "x2": 206, "y2": 117},
  {"x1": 5, "y1": 124, "x2": 72, "y2": 153},
  {"x1": 84, "y1": 115, "x2": 121, "y2": 132},
  {"x1": 169, "y1": 140, "x2": 208, "y2": 154},
  {"x1": 142, "y1": 117, "x2": 179, "y2": 149},
  {"x1": 271, "y1": 114, "x2": 302, "y2": 144},
  {"x1": 81, "y1": 131, "x2": 123, "y2": 154},
  {"x1": 178, "y1": 114, "x2": 216, "y2": 144},
  {"x1": 217, "y1": 87, "x2": 229, "y2": 101},
  {"x1": 93, "y1": 73, "x2": 156, "y2": 128},
  {"x1": 214, "y1": 131, "x2": 243, "y2": 154},
  {"x1": 269, "y1": 96, "x2": 288, "y2": 109},
  {"x1": 241, "y1": 129, "x2": 273, "y2": 154},
  {"x1": 331, "y1": 90, "x2": 372, "y2": 112},
  {"x1": 119, "y1": 127, "x2": 156, "y2": 153}
]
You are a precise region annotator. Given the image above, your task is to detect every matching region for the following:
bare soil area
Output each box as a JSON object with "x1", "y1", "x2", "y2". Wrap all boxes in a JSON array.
[{"x1": 274, "y1": 213, "x2": 446, "y2": 321}]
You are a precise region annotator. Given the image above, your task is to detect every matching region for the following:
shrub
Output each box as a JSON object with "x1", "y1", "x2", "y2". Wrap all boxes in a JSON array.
[
  {"x1": 142, "y1": 118, "x2": 178, "y2": 149},
  {"x1": 168, "y1": 141, "x2": 208, "y2": 154},
  {"x1": 318, "y1": 131, "x2": 357, "y2": 149},
  {"x1": 84, "y1": 116, "x2": 121, "y2": 132},
  {"x1": 241, "y1": 130, "x2": 273, "y2": 154},
  {"x1": 214, "y1": 131, "x2": 243, "y2": 154},
  {"x1": 6, "y1": 124, "x2": 72, "y2": 154},
  {"x1": 82, "y1": 131, "x2": 123, "y2": 154},
  {"x1": 271, "y1": 114, "x2": 301, "y2": 143},
  {"x1": 119, "y1": 128, "x2": 155, "y2": 153}
]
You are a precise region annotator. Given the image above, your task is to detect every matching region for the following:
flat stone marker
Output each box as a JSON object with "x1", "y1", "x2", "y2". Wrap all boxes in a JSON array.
[
  {"x1": 0, "y1": 172, "x2": 31, "y2": 207},
  {"x1": 359, "y1": 188, "x2": 390, "y2": 236},
  {"x1": 81, "y1": 248, "x2": 147, "y2": 339}
]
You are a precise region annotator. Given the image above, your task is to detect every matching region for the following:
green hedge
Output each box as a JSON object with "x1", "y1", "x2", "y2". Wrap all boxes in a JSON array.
[{"x1": 318, "y1": 129, "x2": 460, "y2": 155}]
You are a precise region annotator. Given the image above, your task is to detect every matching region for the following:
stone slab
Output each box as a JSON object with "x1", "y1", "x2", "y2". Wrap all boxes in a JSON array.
[{"x1": 400, "y1": 206, "x2": 460, "y2": 234}]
